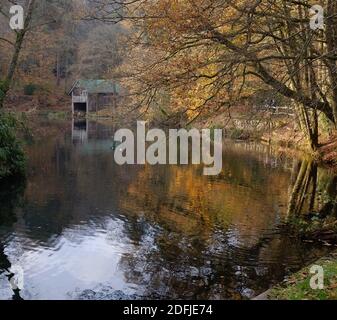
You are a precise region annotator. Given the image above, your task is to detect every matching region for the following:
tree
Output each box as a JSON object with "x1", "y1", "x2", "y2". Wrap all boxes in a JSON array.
[
  {"x1": 74, "y1": 24, "x2": 124, "y2": 79},
  {"x1": 90, "y1": 0, "x2": 337, "y2": 150},
  {"x1": 0, "y1": 0, "x2": 36, "y2": 108}
]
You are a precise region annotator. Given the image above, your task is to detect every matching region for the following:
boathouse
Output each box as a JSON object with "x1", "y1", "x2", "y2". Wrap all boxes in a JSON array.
[{"x1": 69, "y1": 79, "x2": 120, "y2": 114}]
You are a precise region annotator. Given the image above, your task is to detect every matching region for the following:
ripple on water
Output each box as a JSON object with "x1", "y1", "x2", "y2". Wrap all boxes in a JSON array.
[
  {"x1": 1, "y1": 216, "x2": 137, "y2": 299},
  {"x1": 1, "y1": 120, "x2": 334, "y2": 300}
]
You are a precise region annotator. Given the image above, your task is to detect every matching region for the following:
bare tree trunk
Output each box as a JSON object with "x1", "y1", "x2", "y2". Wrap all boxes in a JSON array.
[
  {"x1": 0, "y1": 0, "x2": 36, "y2": 108},
  {"x1": 56, "y1": 52, "x2": 61, "y2": 87},
  {"x1": 326, "y1": 0, "x2": 337, "y2": 127},
  {"x1": 64, "y1": 54, "x2": 68, "y2": 93}
]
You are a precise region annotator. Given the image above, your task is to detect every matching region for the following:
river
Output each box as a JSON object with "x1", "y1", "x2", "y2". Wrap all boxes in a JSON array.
[{"x1": 0, "y1": 118, "x2": 335, "y2": 300}]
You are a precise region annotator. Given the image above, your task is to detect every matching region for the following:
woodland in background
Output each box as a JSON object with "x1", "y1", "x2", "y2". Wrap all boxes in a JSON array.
[
  {"x1": 1, "y1": 0, "x2": 337, "y2": 155},
  {"x1": 89, "y1": 0, "x2": 337, "y2": 153},
  {"x1": 0, "y1": 0, "x2": 126, "y2": 178},
  {"x1": 0, "y1": 0, "x2": 124, "y2": 109},
  {"x1": 1, "y1": 0, "x2": 337, "y2": 297}
]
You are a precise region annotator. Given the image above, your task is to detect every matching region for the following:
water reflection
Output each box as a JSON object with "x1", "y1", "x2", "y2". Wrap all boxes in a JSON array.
[
  {"x1": 286, "y1": 159, "x2": 337, "y2": 241},
  {"x1": 72, "y1": 119, "x2": 88, "y2": 144},
  {"x1": 0, "y1": 118, "x2": 336, "y2": 300},
  {"x1": 287, "y1": 160, "x2": 337, "y2": 216},
  {"x1": 0, "y1": 178, "x2": 25, "y2": 300}
]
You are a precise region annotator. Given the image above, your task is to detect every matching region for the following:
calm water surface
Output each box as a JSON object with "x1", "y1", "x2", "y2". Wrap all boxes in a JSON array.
[{"x1": 0, "y1": 118, "x2": 334, "y2": 300}]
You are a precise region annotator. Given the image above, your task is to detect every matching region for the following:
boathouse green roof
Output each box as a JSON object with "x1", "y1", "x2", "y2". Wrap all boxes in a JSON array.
[{"x1": 69, "y1": 80, "x2": 120, "y2": 95}]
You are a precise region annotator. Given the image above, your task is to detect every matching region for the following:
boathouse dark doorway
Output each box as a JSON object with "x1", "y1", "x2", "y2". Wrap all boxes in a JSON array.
[{"x1": 74, "y1": 102, "x2": 87, "y2": 112}]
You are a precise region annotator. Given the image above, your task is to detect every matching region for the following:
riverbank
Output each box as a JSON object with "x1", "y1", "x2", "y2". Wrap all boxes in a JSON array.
[
  {"x1": 5, "y1": 99, "x2": 337, "y2": 168},
  {"x1": 254, "y1": 251, "x2": 337, "y2": 300},
  {"x1": 195, "y1": 112, "x2": 337, "y2": 171},
  {"x1": 7, "y1": 106, "x2": 337, "y2": 170}
]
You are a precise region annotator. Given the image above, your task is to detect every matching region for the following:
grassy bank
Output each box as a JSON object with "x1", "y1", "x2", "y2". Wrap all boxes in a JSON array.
[{"x1": 267, "y1": 252, "x2": 337, "y2": 300}]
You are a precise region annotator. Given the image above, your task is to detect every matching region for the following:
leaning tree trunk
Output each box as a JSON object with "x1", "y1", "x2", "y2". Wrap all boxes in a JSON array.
[{"x1": 0, "y1": 0, "x2": 36, "y2": 109}]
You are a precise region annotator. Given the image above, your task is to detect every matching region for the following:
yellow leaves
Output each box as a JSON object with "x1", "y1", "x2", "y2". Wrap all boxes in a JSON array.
[{"x1": 121, "y1": 0, "x2": 303, "y2": 119}]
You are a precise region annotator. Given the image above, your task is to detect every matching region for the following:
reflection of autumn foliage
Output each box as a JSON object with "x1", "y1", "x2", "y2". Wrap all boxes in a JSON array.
[
  {"x1": 120, "y1": 144, "x2": 292, "y2": 248},
  {"x1": 7, "y1": 119, "x2": 336, "y2": 299},
  {"x1": 23, "y1": 120, "x2": 72, "y2": 203},
  {"x1": 116, "y1": 156, "x2": 332, "y2": 299}
]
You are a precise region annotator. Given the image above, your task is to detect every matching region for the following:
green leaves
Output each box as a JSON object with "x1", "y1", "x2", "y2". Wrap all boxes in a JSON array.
[{"x1": 0, "y1": 113, "x2": 26, "y2": 179}]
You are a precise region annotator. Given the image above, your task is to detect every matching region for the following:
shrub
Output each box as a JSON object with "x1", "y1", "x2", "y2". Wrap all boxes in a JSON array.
[
  {"x1": 24, "y1": 83, "x2": 38, "y2": 96},
  {"x1": 0, "y1": 113, "x2": 26, "y2": 179}
]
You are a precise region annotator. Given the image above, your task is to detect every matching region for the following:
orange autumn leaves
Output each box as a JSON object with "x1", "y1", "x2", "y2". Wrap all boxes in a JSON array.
[{"x1": 121, "y1": 0, "x2": 264, "y2": 120}]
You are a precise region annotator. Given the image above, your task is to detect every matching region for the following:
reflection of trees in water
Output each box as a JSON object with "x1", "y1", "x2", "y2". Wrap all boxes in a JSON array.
[
  {"x1": 118, "y1": 217, "x2": 328, "y2": 299},
  {"x1": 287, "y1": 161, "x2": 318, "y2": 217},
  {"x1": 2, "y1": 120, "x2": 337, "y2": 299},
  {"x1": 21, "y1": 120, "x2": 293, "y2": 246},
  {"x1": 286, "y1": 160, "x2": 337, "y2": 242},
  {"x1": 115, "y1": 159, "x2": 332, "y2": 299},
  {"x1": 21, "y1": 122, "x2": 139, "y2": 244},
  {"x1": 0, "y1": 178, "x2": 25, "y2": 300},
  {"x1": 287, "y1": 160, "x2": 337, "y2": 219}
]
